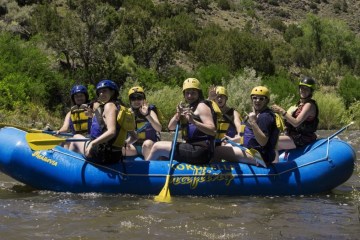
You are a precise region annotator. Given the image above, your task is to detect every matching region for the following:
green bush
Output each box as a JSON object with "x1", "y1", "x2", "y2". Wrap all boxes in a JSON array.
[
  {"x1": 314, "y1": 91, "x2": 346, "y2": 129},
  {"x1": 226, "y1": 68, "x2": 262, "y2": 114},
  {"x1": 0, "y1": 33, "x2": 69, "y2": 110},
  {"x1": 262, "y1": 72, "x2": 297, "y2": 108},
  {"x1": 269, "y1": 18, "x2": 287, "y2": 33},
  {"x1": 194, "y1": 64, "x2": 231, "y2": 93},
  {"x1": 217, "y1": 0, "x2": 231, "y2": 10},
  {"x1": 338, "y1": 74, "x2": 360, "y2": 108},
  {"x1": 344, "y1": 100, "x2": 360, "y2": 129}
]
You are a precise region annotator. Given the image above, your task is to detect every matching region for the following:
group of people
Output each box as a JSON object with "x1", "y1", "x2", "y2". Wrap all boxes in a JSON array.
[{"x1": 57, "y1": 76, "x2": 319, "y2": 167}]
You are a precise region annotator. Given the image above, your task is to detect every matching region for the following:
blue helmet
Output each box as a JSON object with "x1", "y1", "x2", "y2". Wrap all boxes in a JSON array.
[
  {"x1": 96, "y1": 80, "x2": 119, "y2": 95},
  {"x1": 70, "y1": 85, "x2": 89, "y2": 104}
]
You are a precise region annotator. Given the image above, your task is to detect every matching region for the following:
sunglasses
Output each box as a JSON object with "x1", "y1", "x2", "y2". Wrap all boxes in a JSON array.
[
  {"x1": 130, "y1": 96, "x2": 144, "y2": 101},
  {"x1": 251, "y1": 96, "x2": 266, "y2": 101}
]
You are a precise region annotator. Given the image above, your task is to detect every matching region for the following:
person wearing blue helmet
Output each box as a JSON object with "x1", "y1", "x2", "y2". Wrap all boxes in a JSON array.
[
  {"x1": 69, "y1": 80, "x2": 135, "y2": 164},
  {"x1": 56, "y1": 85, "x2": 92, "y2": 146}
]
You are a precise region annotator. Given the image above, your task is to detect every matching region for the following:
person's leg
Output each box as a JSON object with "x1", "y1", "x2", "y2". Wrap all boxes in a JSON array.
[
  {"x1": 122, "y1": 144, "x2": 138, "y2": 156},
  {"x1": 68, "y1": 134, "x2": 86, "y2": 154},
  {"x1": 213, "y1": 144, "x2": 254, "y2": 164},
  {"x1": 273, "y1": 135, "x2": 296, "y2": 163},
  {"x1": 277, "y1": 135, "x2": 296, "y2": 150},
  {"x1": 145, "y1": 141, "x2": 172, "y2": 160},
  {"x1": 141, "y1": 140, "x2": 154, "y2": 160}
]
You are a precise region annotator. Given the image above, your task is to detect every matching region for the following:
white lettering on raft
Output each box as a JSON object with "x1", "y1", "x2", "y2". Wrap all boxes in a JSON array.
[{"x1": 32, "y1": 151, "x2": 58, "y2": 166}]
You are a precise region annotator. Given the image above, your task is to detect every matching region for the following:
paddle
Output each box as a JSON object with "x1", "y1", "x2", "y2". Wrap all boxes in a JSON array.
[
  {"x1": 26, "y1": 133, "x2": 90, "y2": 151},
  {"x1": 223, "y1": 138, "x2": 267, "y2": 167},
  {"x1": 154, "y1": 122, "x2": 180, "y2": 203},
  {"x1": 0, "y1": 123, "x2": 73, "y2": 136}
]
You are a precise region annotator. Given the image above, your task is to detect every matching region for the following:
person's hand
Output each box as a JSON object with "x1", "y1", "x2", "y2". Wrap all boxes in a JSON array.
[
  {"x1": 208, "y1": 85, "x2": 217, "y2": 101},
  {"x1": 248, "y1": 110, "x2": 257, "y2": 126},
  {"x1": 183, "y1": 107, "x2": 194, "y2": 123},
  {"x1": 84, "y1": 105, "x2": 94, "y2": 117},
  {"x1": 85, "y1": 142, "x2": 94, "y2": 158},
  {"x1": 140, "y1": 100, "x2": 150, "y2": 116},
  {"x1": 271, "y1": 104, "x2": 283, "y2": 114}
]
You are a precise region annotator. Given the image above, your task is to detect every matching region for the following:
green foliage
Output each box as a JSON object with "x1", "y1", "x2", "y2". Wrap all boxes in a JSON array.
[
  {"x1": 269, "y1": 18, "x2": 287, "y2": 33},
  {"x1": 146, "y1": 86, "x2": 183, "y2": 129},
  {"x1": 192, "y1": 28, "x2": 275, "y2": 75},
  {"x1": 216, "y1": 0, "x2": 231, "y2": 10},
  {"x1": 313, "y1": 91, "x2": 346, "y2": 129},
  {"x1": 343, "y1": 100, "x2": 360, "y2": 129},
  {"x1": 283, "y1": 24, "x2": 303, "y2": 43},
  {"x1": 338, "y1": 74, "x2": 360, "y2": 108},
  {"x1": 262, "y1": 72, "x2": 297, "y2": 108},
  {"x1": 290, "y1": 14, "x2": 360, "y2": 78},
  {"x1": 0, "y1": 33, "x2": 68, "y2": 110},
  {"x1": 160, "y1": 12, "x2": 199, "y2": 51},
  {"x1": 226, "y1": 68, "x2": 262, "y2": 114},
  {"x1": 194, "y1": 64, "x2": 231, "y2": 93}
]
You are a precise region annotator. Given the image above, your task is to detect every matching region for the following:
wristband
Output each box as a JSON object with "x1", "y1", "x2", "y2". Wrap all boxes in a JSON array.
[{"x1": 282, "y1": 111, "x2": 287, "y2": 116}]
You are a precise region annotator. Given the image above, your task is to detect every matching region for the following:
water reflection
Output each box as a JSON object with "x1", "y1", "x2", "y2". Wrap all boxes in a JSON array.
[{"x1": 0, "y1": 130, "x2": 359, "y2": 239}]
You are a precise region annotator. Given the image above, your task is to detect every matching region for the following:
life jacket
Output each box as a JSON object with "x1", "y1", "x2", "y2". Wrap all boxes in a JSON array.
[
  {"x1": 242, "y1": 108, "x2": 279, "y2": 164},
  {"x1": 133, "y1": 104, "x2": 160, "y2": 142},
  {"x1": 285, "y1": 99, "x2": 319, "y2": 136},
  {"x1": 69, "y1": 104, "x2": 91, "y2": 135},
  {"x1": 216, "y1": 108, "x2": 237, "y2": 141},
  {"x1": 238, "y1": 112, "x2": 285, "y2": 144},
  {"x1": 180, "y1": 99, "x2": 217, "y2": 145},
  {"x1": 90, "y1": 101, "x2": 135, "y2": 148}
]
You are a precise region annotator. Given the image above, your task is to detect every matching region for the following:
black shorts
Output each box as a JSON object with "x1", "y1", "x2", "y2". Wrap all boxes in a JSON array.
[
  {"x1": 289, "y1": 133, "x2": 317, "y2": 147},
  {"x1": 172, "y1": 142, "x2": 211, "y2": 165},
  {"x1": 85, "y1": 141, "x2": 122, "y2": 164}
]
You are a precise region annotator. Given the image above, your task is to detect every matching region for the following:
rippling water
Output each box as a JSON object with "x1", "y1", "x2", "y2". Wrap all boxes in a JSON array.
[{"x1": 1, "y1": 130, "x2": 359, "y2": 239}]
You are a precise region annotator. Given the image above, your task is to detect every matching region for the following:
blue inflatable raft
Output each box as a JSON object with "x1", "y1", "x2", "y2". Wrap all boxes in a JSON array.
[{"x1": 0, "y1": 127, "x2": 355, "y2": 196}]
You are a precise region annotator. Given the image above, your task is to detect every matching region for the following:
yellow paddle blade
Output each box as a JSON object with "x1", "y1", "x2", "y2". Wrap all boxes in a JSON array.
[
  {"x1": 26, "y1": 133, "x2": 66, "y2": 151},
  {"x1": 154, "y1": 175, "x2": 172, "y2": 203}
]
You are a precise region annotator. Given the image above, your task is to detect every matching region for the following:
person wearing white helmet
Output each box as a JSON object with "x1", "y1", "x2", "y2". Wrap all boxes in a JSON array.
[
  {"x1": 146, "y1": 78, "x2": 216, "y2": 164},
  {"x1": 213, "y1": 86, "x2": 279, "y2": 166}
]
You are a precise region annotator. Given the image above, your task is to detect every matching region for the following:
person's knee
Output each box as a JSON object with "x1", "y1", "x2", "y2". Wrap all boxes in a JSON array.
[{"x1": 142, "y1": 140, "x2": 154, "y2": 149}]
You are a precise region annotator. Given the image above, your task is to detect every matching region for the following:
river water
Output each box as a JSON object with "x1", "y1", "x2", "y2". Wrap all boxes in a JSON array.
[{"x1": 1, "y1": 130, "x2": 359, "y2": 239}]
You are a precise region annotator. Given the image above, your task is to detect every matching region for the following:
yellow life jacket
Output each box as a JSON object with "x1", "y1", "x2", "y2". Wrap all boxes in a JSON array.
[
  {"x1": 112, "y1": 105, "x2": 136, "y2": 148},
  {"x1": 70, "y1": 105, "x2": 90, "y2": 134}
]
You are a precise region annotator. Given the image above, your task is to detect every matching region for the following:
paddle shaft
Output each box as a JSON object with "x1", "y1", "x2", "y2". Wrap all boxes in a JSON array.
[
  {"x1": 0, "y1": 123, "x2": 73, "y2": 136},
  {"x1": 167, "y1": 122, "x2": 180, "y2": 175},
  {"x1": 154, "y1": 122, "x2": 179, "y2": 203}
]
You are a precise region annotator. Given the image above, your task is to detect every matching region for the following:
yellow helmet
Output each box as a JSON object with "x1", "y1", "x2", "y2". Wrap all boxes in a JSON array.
[
  {"x1": 182, "y1": 78, "x2": 201, "y2": 92},
  {"x1": 251, "y1": 86, "x2": 270, "y2": 98},
  {"x1": 216, "y1": 86, "x2": 228, "y2": 98},
  {"x1": 128, "y1": 86, "x2": 145, "y2": 97}
]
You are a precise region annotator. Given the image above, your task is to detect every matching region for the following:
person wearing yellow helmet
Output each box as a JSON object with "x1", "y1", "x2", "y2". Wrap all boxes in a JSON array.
[
  {"x1": 146, "y1": 78, "x2": 217, "y2": 164},
  {"x1": 271, "y1": 76, "x2": 319, "y2": 159},
  {"x1": 213, "y1": 86, "x2": 280, "y2": 166},
  {"x1": 208, "y1": 85, "x2": 243, "y2": 146},
  {"x1": 123, "y1": 86, "x2": 162, "y2": 159}
]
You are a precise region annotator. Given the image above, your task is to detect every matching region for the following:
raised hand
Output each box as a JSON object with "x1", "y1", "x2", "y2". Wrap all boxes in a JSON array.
[{"x1": 140, "y1": 100, "x2": 150, "y2": 116}]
